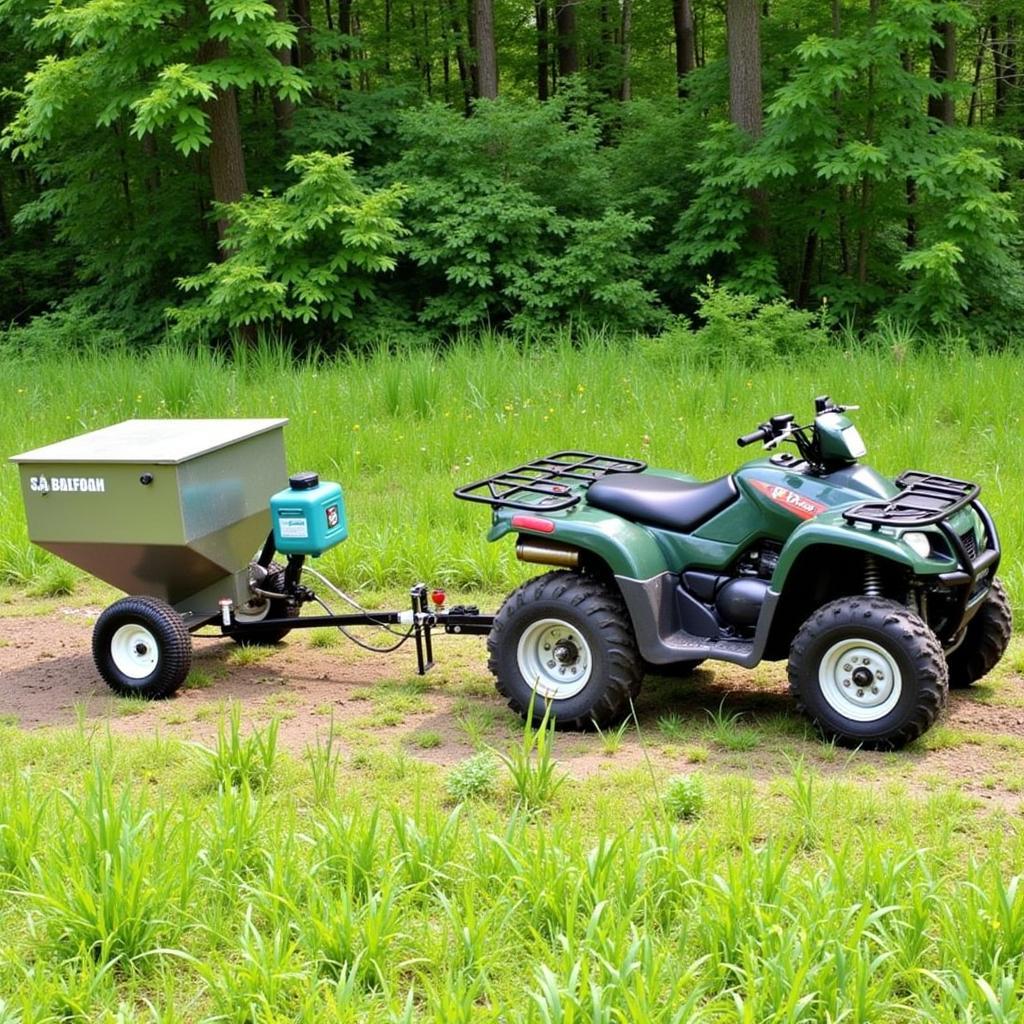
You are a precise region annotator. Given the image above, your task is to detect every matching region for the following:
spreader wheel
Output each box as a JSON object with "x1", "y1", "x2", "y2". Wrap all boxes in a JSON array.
[
  {"x1": 92, "y1": 596, "x2": 192, "y2": 699},
  {"x1": 788, "y1": 596, "x2": 948, "y2": 750},
  {"x1": 232, "y1": 563, "x2": 298, "y2": 646},
  {"x1": 487, "y1": 570, "x2": 643, "y2": 730}
]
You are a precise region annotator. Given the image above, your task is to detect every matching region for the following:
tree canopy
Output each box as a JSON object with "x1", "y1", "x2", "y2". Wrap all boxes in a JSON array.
[{"x1": 2, "y1": 0, "x2": 1023, "y2": 345}]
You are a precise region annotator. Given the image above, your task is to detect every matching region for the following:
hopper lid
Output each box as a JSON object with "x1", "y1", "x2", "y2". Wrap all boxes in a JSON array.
[{"x1": 10, "y1": 418, "x2": 288, "y2": 465}]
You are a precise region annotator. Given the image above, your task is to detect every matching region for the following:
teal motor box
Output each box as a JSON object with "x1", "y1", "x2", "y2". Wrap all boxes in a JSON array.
[{"x1": 270, "y1": 472, "x2": 348, "y2": 557}]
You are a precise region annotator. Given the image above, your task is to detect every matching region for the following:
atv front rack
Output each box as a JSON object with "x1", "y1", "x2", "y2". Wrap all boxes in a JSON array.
[
  {"x1": 454, "y1": 451, "x2": 647, "y2": 512},
  {"x1": 843, "y1": 470, "x2": 1000, "y2": 616},
  {"x1": 842, "y1": 472, "x2": 980, "y2": 528}
]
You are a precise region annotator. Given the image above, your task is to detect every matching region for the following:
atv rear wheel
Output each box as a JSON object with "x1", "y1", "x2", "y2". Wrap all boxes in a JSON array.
[
  {"x1": 487, "y1": 570, "x2": 643, "y2": 730},
  {"x1": 946, "y1": 578, "x2": 1013, "y2": 689},
  {"x1": 788, "y1": 596, "x2": 948, "y2": 750}
]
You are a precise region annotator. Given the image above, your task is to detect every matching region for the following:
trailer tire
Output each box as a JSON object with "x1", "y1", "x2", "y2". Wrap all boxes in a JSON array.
[
  {"x1": 946, "y1": 578, "x2": 1013, "y2": 688},
  {"x1": 487, "y1": 570, "x2": 642, "y2": 730},
  {"x1": 788, "y1": 596, "x2": 947, "y2": 750},
  {"x1": 93, "y1": 596, "x2": 192, "y2": 699}
]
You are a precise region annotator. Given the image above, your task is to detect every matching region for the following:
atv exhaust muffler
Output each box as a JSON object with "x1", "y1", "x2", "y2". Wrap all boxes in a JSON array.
[{"x1": 516, "y1": 539, "x2": 580, "y2": 569}]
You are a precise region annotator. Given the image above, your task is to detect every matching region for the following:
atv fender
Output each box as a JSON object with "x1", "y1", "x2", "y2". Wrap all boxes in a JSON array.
[
  {"x1": 772, "y1": 510, "x2": 919, "y2": 589},
  {"x1": 488, "y1": 510, "x2": 672, "y2": 580}
]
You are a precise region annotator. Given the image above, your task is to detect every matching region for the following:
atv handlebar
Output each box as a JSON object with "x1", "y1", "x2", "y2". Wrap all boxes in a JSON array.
[{"x1": 737, "y1": 427, "x2": 772, "y2": 448}]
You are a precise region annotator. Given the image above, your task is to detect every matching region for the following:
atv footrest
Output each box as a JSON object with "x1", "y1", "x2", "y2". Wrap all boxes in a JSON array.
[{"x1": 454, "y1": 452, "x2": 647, "y2": 512}]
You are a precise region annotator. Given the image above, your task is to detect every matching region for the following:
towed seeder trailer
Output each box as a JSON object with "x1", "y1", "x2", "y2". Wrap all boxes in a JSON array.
[{"x1": 11, "y1": 419, "x2": 492, "y2": 699}]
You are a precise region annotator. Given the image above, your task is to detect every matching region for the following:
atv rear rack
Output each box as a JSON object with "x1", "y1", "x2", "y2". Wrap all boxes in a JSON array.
[
  {"x1": 454, "y1": 451, "x2": 647, "y2": 512},
  {"x1": 842, "y1": 471, "x2": 980, "y2": 528}
]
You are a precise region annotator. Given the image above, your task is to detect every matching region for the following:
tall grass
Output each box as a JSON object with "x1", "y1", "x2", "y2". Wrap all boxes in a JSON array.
[
  {"x1": 1, "y1": 333, "x2": 1021, "y2": 609},
  {"x1": 1, "y1": 717, "x2": 1024, "y2": 1017}
]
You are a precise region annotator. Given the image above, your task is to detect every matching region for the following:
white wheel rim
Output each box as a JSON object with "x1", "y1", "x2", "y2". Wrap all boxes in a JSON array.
[
  {"x1": 234, "y1": 598, "x2": 272, "y2": 624},
  {"x1": 516, "y1": 618, "x2": 593, "y2": 700},
  {"x1": 818, "y1": 638, "x2": 902, "y2": 723},
  {"x1": 110, "y1": 624, "x2": 159, "y2": 680}
]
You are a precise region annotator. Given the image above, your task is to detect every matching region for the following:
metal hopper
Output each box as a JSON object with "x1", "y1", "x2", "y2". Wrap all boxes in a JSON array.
[{"x1": 10, "y1": 419, "x2": 288, "y2": 620}]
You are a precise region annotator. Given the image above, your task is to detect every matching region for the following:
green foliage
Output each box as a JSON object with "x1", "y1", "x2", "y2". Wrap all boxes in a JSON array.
[
  {"x1": 384, "y1": 96, "x2": 662, "y2": 333},
  {"x1": 176, "y1": 152, "x2": 406, "y2": 330},
  {"x1": 671, "y1": 279, "x2": 829, "y2": 365},
  {"x1": 493, "y1": 694, "x2": 566, "y2": 811},
  {"x1": 444, "y1": 751, "x2": 498, "y2": 802},
  {"x1": 664, "y1": 773, "x2": 706, "y2": 821},
  {"x1": 195, "y1": 704, "x2": 280, "y2": 791},
  {"x1": 24, "y1": 762, "x2": 197, "y2": 964},
  {"x1": 672, "y1": 0, "x2": 1024, "y2": 333}
]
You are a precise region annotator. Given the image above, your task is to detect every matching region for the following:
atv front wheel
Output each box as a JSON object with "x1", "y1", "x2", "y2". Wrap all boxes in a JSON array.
[
  {"x1": 788, "y1": 597, "x2": 948, "y2": 750},
  {"x1": 946, "y1": 578, "x2": 1013, "y2": 689},
  {"x1": 487, "y1": 570, "x2": 643, "y2": 730}
]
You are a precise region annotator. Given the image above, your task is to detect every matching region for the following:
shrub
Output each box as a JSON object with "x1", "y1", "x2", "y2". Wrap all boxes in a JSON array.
[
  {"x1": 664, "y1": 774, "x2": 706, "y2": 821},
  {"x1": 669, "y1": 279, "x2": 828, "y2": 365},
  {"x1": 445, "y1": 751, "x2": 498, "y2": 803},
  {"x1": 383, "y1": 96, "x2": 662, "y2": 334},
  {"x1": 175, "y1": 153, "x2": 406, "y2": 334}
]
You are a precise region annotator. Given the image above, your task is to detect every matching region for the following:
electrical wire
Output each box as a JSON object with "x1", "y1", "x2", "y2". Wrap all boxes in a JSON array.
[
  {"x1": 312, "y1": 596, "x2": 415, "y2": 653},
  {"x1": 302, "y1": 565, "x2": 415, "y2": 638}
]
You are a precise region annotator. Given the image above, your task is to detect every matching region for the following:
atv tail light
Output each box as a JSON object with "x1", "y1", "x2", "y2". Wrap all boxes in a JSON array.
[{"x1": 511, "y1": 515, "x2": 556, "y2": 534}]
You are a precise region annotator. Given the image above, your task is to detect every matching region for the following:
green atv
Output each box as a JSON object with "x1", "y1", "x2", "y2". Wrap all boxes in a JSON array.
[{"x1": 456, "y1": 396, "x2": 1012, "y2": 749}]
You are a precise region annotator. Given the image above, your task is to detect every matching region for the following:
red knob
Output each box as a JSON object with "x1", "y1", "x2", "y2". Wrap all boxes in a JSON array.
[{"x1": 431, "y1": 589, "x2": 446, "y2": 606}]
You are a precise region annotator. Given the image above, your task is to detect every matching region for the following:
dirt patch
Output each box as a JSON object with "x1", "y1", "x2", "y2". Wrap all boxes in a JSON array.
[{"x1": 2, "y1": 609, "x2": 1023, "y2": 798}]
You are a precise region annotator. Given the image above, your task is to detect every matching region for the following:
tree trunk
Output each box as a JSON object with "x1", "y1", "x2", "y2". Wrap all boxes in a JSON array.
[
  {"x1": 856, "y1": 0, "x2": 880, "y2": 287},
  {"x1": 292, "y1": 0, "x2": 314, "y2": 67},
  {"x1": 797, "y1": 229, "x2": 816, "y2": 307},
  {"x1": 968, "y1": 24, "x2": 989, "y2": 126},
  {"x1": 902, "y1": 52, "x2": 916, "y2": 250},
  {"x1": 272, "y1": 0, "x2": 296, "y2": 130},
  {"x1": 536, "y1": 0, "x2": 549, "y2": 100},
  {"x1": 467, "y1": 0, "x2": 479, "y2": 96},
  {"x1": 0, "y1": 173, "x2": 10, "y2": 242},
  {"x1": 556, "y1": 0, "x2": 578, "y2": 77},
  {"x1": 673, "y1": 0, "x2": 696, "y2": 97},
  {"x1": 928, "y1": 20, "x2": 956, "y2": 125},
  {"x1": 449, "y1": 0, "x2": 472, "y2": 112},
  {"x1": 726, "y1": 0, "x2": 766, "y2": 247},
  {"x1": 339, "y1": 0, "x2": 353, "y2": 74},
  {"x1": 199, "y1": 38, "x2": 248, "y2": 251},
  {"x1": 619, "y1": 0, "x2": 632, "y2": 99},
  {"x1": 995, "y1": 16, "x2": 1018, "y2": 119},
  {"x1": 423, "y1": 0, "x2": 433, "y2": 96},
  {"x1": 726, "y1": 0, "x2": 762, "y2": 137},
  {"x1": 474, "y1": 0, "x2": 498, "y2": 97}
]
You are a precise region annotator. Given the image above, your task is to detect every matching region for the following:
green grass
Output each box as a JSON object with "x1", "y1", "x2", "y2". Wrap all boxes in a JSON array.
[
  {"x1": 1, "y1": 715, "x2": 1024, "y2": 1019},
  {"x1": 2, "y1": 334, "x2": 1024, "y2": 1017},
  {"x1": 1, "y1": 336, "x2": 1021, "y2": 616}
]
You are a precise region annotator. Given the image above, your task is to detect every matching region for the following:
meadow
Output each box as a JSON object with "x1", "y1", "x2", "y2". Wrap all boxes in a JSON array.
[
  {"x1": 2, "y1": 335, "x2": 1024, "y2": 1020},
  {"x1": 2, "y1": 334, "x2": 1022, "y2": 607}
]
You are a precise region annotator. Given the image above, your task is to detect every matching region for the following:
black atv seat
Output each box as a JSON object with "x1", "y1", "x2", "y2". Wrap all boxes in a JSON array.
[{"x1": 586, "y1": 472, "x2": 738, "y2": 532}]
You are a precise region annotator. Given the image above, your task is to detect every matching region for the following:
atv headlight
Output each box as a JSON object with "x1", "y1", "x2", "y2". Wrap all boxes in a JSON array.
[{"x1": 902, "y1": 531, "x2": 931, "y2": 559}]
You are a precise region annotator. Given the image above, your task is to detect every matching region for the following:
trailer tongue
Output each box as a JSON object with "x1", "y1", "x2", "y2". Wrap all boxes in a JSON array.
[{"x1": 11, "y1": 418, "x2": 492, "y2": 699}]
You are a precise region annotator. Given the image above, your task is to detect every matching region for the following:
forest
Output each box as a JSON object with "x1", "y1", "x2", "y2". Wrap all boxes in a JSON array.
[{"x1": 2, "y1": 0, "x2": 1024, "y2": 347}]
